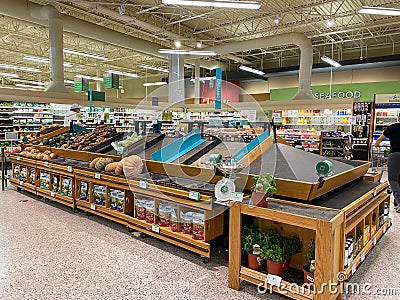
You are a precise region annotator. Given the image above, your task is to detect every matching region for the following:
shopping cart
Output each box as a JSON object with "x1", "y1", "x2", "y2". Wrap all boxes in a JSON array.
[{"x1": 370, "y1": 144, "x2": 390, "y2": 170}]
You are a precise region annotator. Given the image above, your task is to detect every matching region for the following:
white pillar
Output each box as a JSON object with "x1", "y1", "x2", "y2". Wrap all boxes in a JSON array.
[
  {"x1": 194, "y1": 60, "x2": 200, "y2": 104},
  {"x1": 168, "y1": 54, "x2": 185, "y2": 104}
]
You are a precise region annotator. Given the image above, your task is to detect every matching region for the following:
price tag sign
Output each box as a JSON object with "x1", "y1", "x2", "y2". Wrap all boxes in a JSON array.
[
  {"x1": 230, "y1": 192, "x2": 244, "y2": 202},
  {"x1": 351, "y1": 264, "x2": 356, "y2": 275},
  {"x1": 17, "y1": 156, "x2": 21, "y2": 161},
  {"x1": 373, "y1": 188, "x2": 377, "y2": 197},
  {"x1": 90, "y1": 203, "x2": 96, "y2": 210},
  {"x1": 139, "y1": 180, "x2": 148, "y2": 189},
  {"x1": 44, "y1": 162, "x2": 49, "y2": 167},
  {"x1": 388, "y1": 219, "x2": 391, "y2": 227},
  {"x1": 19, "y1": 181, "x2": 23, "y2": 186},
  {"x1": 383, "y1": 224, "x2": 387, "y2": 233},
  {"x1": 68, "y1": 166, "x2": 73, "y2": 173},
  {"x1": 266, "y1": 274, "x2": 282, "y2": 287},
  {"x1": 373, "y1": 237, "x2": 377, "y2": 246},
  {"x1": 51, "y1": 191, "x2": 55, "y2": 197},
  {"x1": 189, "y1": 191, "x2": 201, "y2": 200},
  {"x1": 360, "y1": 252, "x2": 365, "y2": 263},
  {"x1": 152, "y1": 224, "x2": 160, "y2": 233},
  {"x1": 95, "y1": 172, "x2": 101, "y2": 179}
]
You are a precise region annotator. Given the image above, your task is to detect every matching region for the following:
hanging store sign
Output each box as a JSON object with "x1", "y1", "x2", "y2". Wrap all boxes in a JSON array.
[
  {"x1": 103, "y1": 73, "x2": 119, "y2": 89},
  {"x1": 215, "y1": 68, "x2": 222, "y2": 110},
  {"x1": 313, "y1": 90, "x2": 361, "y2": 99},
  {"x1": 74, "y1": 77, "x2": 89, "y2": 92}
]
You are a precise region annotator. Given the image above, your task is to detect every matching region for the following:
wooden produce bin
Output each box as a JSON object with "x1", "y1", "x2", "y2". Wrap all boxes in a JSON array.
[
  {"x1": 74, "y1": 167, "x2": 224, "y2": 259},
  {"x1": 9, "y1": 156, "x2": 37, "y2": 194},
  {"x1": 229, "y1": 180, "x2": 391, "y2": 300}
]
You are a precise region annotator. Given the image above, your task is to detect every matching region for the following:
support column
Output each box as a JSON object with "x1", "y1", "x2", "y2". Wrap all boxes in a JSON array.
[
  {"x1": 194, "y1": 60, "x2": 200, "y2": 104},
  {"x1": 168, "y1": 54, "x2": 185, "y2": 104},
  {"x1": 96, "y1": 66, "x2": 101, "y2": 91}
]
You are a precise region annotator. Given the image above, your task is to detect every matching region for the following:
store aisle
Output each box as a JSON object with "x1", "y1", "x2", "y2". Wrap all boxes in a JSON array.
[{"x1": 0, "y1": 185, "x2": 398, "y2": 300}]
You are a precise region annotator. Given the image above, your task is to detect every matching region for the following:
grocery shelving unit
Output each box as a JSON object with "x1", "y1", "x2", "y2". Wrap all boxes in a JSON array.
[
  {"x1": 320, "y1": 133, "x2": 352, "y2": 158},
  {"x1": 0, "y1": 102, "x2": 14, "y2": 146}
]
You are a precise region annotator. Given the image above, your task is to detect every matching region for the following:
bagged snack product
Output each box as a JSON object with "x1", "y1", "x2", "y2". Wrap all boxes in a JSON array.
[
  {"x1": 181, "y1": 211, "x2": 193, "y2": 234},
  {"x1": 13, "y1": 165, "x2": 20, "y2": 179},
  {"x1": 61, "y1": 178, "x2": 73, "y2": 197},
  {"x1": 157, "y1": 202, "x2": 172, "y2": 227},
  {"x1": 170, "y1": 207, "x2": 179, "y2": 232},
  {"x1": 52, "y1": 176, "x2": 59, "y2": 193},
  {"x1": 135, "y1": 199, "x2": 146, "y2": 220},
  {"x1": 192, "y1": 212, "x2": 205, "y2": 240},
  {"x1": 116, "y1": 190, "x2": 125, "y2": 212},
  {"x1": 80, "y1": 182, "x2": 89, "y2": 201},
  {"x1": 29, "y1": 169, "x2": 35, "y2": 185},
  {"x1": 93, "y1": 185, "x2": 106, "y2": 206},
  {"x1": 144, "y1": 199, "x2": 154, "y2": 223},
  {"x1": 20, "y1": 167, "x2": 27, "y2": 183},
  {"x1": 40, "y1": 173, "x2": 50, "y2": 190}
]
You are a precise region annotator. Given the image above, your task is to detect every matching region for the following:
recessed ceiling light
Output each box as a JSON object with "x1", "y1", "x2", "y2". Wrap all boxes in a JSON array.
[
  {"x1": 196, "y1": 41, "x2": 202, "y2": 48},
  {"x1": 174, "y1": 40, "x2": 182, "y2": 48},
  {"x1": 274, "y1": 16, "x2": 281, "y2": 25}
]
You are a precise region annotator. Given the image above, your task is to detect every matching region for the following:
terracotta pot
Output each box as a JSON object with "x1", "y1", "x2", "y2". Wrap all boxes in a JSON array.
[
  {"x1": 247, "y1": 253, "x2": 263, "y2": 270},
  {"x1": 266, "y1": 260, "x2": 284, "y2": 276},
  {"x1": 252, "y1": 192, "x2": 269, "y2": 208},
  {"x1": 303, "y1": 265, "x2": 315, "y2": 290},
  {"x1": 284, "y1": 256, "x2": 291, "y2": 271}
]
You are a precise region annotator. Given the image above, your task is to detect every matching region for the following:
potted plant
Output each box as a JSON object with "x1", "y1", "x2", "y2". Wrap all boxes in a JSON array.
[
  {"x1": 283, "y1": 236, "x2": 302, "y2": 271},
  {"x1": 303, "y1": 239, "x2": 315, "y2": 289},
  {"x1": 260, "y1": 244, "x2": 285, "y2": 276},
  {"x1": 251, "y1": 173, "x2": 277, "y2": 208},
  {"x1": 242, "y1": 225, "x2": 267, "y2": 270}
]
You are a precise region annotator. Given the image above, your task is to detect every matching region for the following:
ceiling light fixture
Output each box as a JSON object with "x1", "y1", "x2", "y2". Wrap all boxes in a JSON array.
[
  {"x1": 196, "y1": 41, "x2": 202, "y2": 48},
  {"x1": 162, "y1": 0, "x2": 261, "y2": 10},
  {"x1": 327, "y1": 17, "x2": 335, "y2": 28},
  {"x1": 239, "y1": 65, "x2": 265, "y2": 75},
  {"x1": 64, "y1": 80, "x2": 75, "y2": 84},
  {"x1": 105, "y1": 70, "x2": 139, "y2": 78},
  {"x1": 158, "y1": 49, "x2": 216, "y2": 56},
  {"x1": 0, "y1": 63, "x2": 41, "y2": 73},
  {"x1": 0, "y1": 72, "x2": 18, "y2": 78},
  {"x1": 321, "y1": 55, "x2": 341, "y2": 67},
  {"x1": 138, "y1": 64, "x2": 169, "y2": 73},
  {"x1": 23, "y1": 55, "x2": 73, "y2": 67},
  {"x1": 358, "y1": 6, "x2": 400, "y2": 16},
  {"x1": 10, "y1": 79, "x2": 45, "y2": 85},
  {"x1": 15, "y1": 83, "x2": 44, "y2": 89},
  {"x1": 64, "y1": 48, "x2": 108, "y2": 61},
  {"x1": 174, "y1": 40, "x2": 182, "y2": 48},
  {"x1": 274, "y1": 16, "x2": 281, "y2": 25},
  {"x1": 75, "y1": 75, "x2": 103, "y2": 81},
  {"x1": 143, "y1": 82, "x2": 168, "y2": 87}
]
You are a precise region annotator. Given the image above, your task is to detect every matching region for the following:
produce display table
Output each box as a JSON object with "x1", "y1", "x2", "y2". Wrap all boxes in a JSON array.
[{"x1": 229, "y1": 180, "x2": 391, "y2": 300}]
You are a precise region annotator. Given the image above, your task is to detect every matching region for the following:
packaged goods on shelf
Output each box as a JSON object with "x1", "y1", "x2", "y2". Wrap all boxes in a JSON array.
[
  {"x1": 52, "y1": 176, "x2": 59, "y2": 193},
  {"x1": 20, "y1": 167, "x2": 27, "y2": 183},
  {"x1": 80, "y1": 182, "x2": 89, "y2": 201},
  {"x1": 29, "y1": 169, "x2": 35, "y2": 185},
  {"x1": 135, "y1": 199, "x2": 146, "y2": 220},
  {"x1": 40, "y1": 173, "x2": 50, "y2": 190},
  {"x1": 110, "y1": 189, "x2": 124, "y2": 212},
  {"x1": 170, "y1": 207, "x2": 179, "y2": 232},
  {"x1": 157, "y1": 202, "x2": 172, "y2": 227},
  {"x1": 93, "y1": 185, "x2": 106, "y2": 206},
  {"x1": 61, "y1": 178, "x2": 72, "y2": 197},
  {"x1": 144, "y1": 199, "x2": 155, "y2": 223},
  {"x1": 192, "y1": 212, "x2": 205, "y2": 240},
  {"x1": 181, "y1": 211, "x2": 193, "y2": 234}
]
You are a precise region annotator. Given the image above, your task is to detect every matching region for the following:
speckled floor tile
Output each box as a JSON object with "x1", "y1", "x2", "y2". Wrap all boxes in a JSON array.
[{"x1": 1, "y1": 171, "x2": 399, "y2": 300}]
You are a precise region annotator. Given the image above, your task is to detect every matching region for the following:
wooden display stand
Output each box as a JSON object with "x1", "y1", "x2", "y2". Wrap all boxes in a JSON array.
[
  {"x1": 229, "y1": 181, "x2": 391, "y2": 300},
  {"x1": 9, "y1": 153, "x2": 224, "y2": 260}
]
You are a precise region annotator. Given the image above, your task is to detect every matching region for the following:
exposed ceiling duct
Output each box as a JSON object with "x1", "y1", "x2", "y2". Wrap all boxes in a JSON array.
[
  {"x1": 205, "y1": 33, "x2": 315, "y2": 100},
  {"x1": 29, "y1": 4, "x2": 68, "y2": 93}
]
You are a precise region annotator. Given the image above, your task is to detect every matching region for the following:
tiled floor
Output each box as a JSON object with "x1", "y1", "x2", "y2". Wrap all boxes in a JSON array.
[{"x1": 0, "y1": 174, "x2": 398, "y2": 300}]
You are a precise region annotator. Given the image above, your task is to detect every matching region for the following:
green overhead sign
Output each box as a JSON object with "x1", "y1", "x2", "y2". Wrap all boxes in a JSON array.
[
  {"x1": 74, "y1": 77, "x2": 89, "y2": 92},
  {"x1": 270, "y1": 81, "x2": 400, "y2": 102},
  {"x1": 103, "y1": 73, "x2": 119, "y2": 89}
]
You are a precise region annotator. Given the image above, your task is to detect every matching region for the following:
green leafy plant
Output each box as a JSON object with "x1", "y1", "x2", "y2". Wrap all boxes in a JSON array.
[
  {"x1": 260, "y1": 244, "x2": 284, "y2": 262},
  {"x1": 283, "y1": 236, "x2": 302, "y2": 258},
  {"x1": 241, "y1": 225, "x2": 268, "y2": 254},
  {"x1": 252, "y1": 173, "x2": 277, "y2": 195},
  {"x1": 306, "y1": 239, "x2": 315, "y2": 271}
]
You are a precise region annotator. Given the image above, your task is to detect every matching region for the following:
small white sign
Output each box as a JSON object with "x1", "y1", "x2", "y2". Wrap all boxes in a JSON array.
[
  {"x1": 373, "y1": 237, "x2": 377, "y2": 246},
  {"x1": 351, "y1": 116, "x2": 357, "y2": 125},
  {"x1": 189, "y1": 191, "x2": 201, "y2": 200},
  {"x1": 68, "y1": 166, "x2": 73, "y2": 173},
  {"x1": 266, "y1": 274, "x2": 282, "y2": 287},
  {"x1": 19, "y1": 181, "x2": 23, "y2": 186},
  {"x1": 51, "y1": 191, "x2": 55, "y2": 197},
  {"x1": 90, "y1": 203, "x2": 96, "y2": 210},
  {"x1": 95, "y1": 172, "x2": 101, "y2": 179},
  {"x1": 388, "y1": 219, "x2": 391, "y2": 227},
  {"x1": 383, "y1": 224, "x2": 387, "y2": 233},
  {"x1": 373, "y1": 188, "x2": 377, "y2": 197},
  {"x1": 151, "y1": 224, "x2": 160, "y2": 233},
  {"x1": 351, "y1": 264, "x2": 356, "y2": 275},
  {"x1": 44, "y1": 162, "x2": 49, "y2": 167},
  {"x1": 17, "y1": 156, "x2": 21, "y2": 161},
  {"x1": 230, "y1": 192, "x2": 244, "y2": 202},
  {"x1": 139, "y1": 180, "x2": 148, "y2": 189},
  {"x1": 360, "y1": 252, "x2": 365, "y2": 263}
]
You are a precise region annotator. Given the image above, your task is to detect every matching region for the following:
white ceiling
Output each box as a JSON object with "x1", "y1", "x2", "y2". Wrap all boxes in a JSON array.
[{"x1": 0, "y1": 0, "x2": 399, "y2": 87}]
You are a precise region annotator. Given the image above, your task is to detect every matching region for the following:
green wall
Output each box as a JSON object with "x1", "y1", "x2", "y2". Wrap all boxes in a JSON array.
[{"x1": 270, "y1": 81, "x2": 400, "y2": 102}]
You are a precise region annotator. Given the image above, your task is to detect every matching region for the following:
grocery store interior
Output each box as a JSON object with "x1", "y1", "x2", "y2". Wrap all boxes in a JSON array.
[{"x1": 1, "y1": 0, "x2": 400, "y2": 299}]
